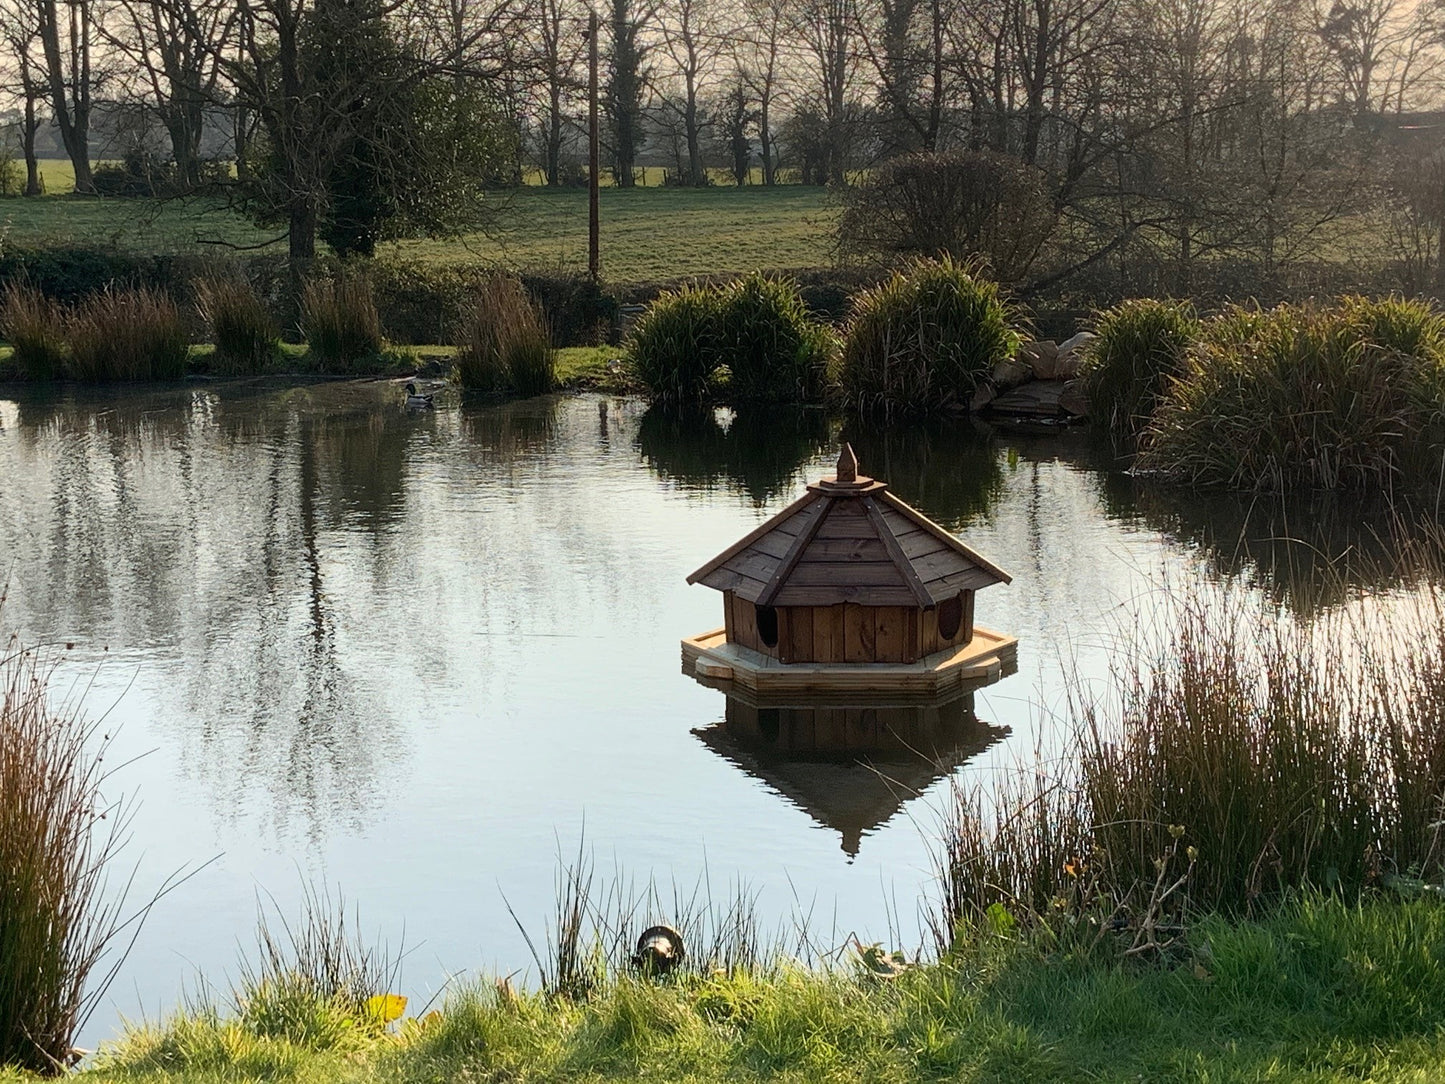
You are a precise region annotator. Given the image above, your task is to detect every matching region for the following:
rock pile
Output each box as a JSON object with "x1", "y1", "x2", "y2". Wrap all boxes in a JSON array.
[{"x1": 972, "y1": 331, "x2": 1095, "y2": 421}]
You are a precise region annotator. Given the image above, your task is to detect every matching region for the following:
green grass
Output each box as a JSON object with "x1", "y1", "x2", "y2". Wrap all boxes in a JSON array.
[
  {"x1": 0, "y1": 185, "x2": 834, "y2": 284},
  {"x1": 68, "y1": 896, "x2": 1445, "y2": 1083}
]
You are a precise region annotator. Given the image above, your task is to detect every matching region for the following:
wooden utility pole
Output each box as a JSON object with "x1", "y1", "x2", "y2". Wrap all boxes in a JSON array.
[{"x1": 588, "y1": 9, "x2": 600, "y2": 283}]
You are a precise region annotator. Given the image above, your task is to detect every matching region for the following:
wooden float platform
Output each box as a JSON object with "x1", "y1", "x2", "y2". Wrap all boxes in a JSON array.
[{"x1": 681, "y1": 625, "x2": 1018, "y2": 699}]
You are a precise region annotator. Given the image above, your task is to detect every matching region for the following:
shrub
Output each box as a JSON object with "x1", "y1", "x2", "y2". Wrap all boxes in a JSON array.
[
  {"x1": 0, "y1": 284, "x2": 67, "y2": 380},
  {"x1": 1140, "y1": 297, "x2": 1445, "y2": 492},
  {"x1": 837, "y1": 258, "x2": 1022, "y2": 417},
  {"x1": 837, "y1": 150, "x2": 1058, "y2": 284},
  {"x1": 195, "y1": 277, "x2": 278, "y2": 375},
  {"x1": 1, "y1": 632, "x2": 134, "y2": 1072},
  {"x1": 453, "y1": 275, "x2": 555, "y2": 397},
  {"x1": 301, "y1": 276, "x2": 384, "y2": 369},
  {"x1": 67, "y1": 286, "x2": 188, "y2": 382},
  {"x1": 628, "y1": 285, "x2": 725, "y2": 405},
  {"x1": 1080, "y1": 299, "x2": 1201, "y2": 437}
]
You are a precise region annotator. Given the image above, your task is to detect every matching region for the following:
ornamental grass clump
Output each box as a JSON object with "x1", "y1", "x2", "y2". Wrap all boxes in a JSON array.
[
  {"x1": 66, "y1": 286, "x2": 188, "y2": 382},
  {"x1": 453, "y1": 275, "x2": 554, "y2": 397},
  {"x1": 0, "y1": 283, "x2": 66, "y2": 380},
  {"x1": 1140, "y1": 296, "x2": 1445, "y2": 492},
  {"x1": 716, "y1": 274, "x2": 834, "y2": 402},
  {"x1": 629, "y1": 275, "x2": 832, "y2": 406},
  {"x1": 1080, "y1": 299, "x2": 1201, "y2": 437},
  {"x1": 628, "y1": 285, "x2": 726, "y2": 406},
  {"x1": 195, "y1": 277, "x2": 278, "y2": 375},
  {"x1": 1, "y1": 631, "x2": 133, "y2": 1073},
  {"x1": 837, "y1": 258, "x2": 1021, "y2": 417},
  {"x1": 301, "y1": 276, "x2": 383, "y2": 370}
]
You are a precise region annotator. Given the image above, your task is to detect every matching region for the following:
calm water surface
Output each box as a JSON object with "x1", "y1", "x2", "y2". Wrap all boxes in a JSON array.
[{"x1": 0, "y1": 380, "x2": 1413, "y2": 1041}]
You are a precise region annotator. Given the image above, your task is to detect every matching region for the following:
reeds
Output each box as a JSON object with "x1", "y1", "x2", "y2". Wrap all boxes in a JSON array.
[
  {"x1": 0, "y1": 632, "x2": 131, "y2": 1073},
  {"x1": 452, "y1": 276, "x2": 555, "y2": 397},
  {"x1": 932, "y1": 539, "x2": 1445, "y2": 950},
  {"x1": 0, "y1": 283, "x2": 67, "y2": 380},
  {"x1": 1140, "y1": 297, "x2": 1445, "y2": 492},
  {"x1": 837, "y1": 258, "x2": 1021, "y2": 417},
  {"x1": 301, "y1": 276, "x2": 384, "y2": 370},
  {"x1": 194, "y1": 277, "x2": 278, "y2": 375},
  {"x1": 1079, "y1": 298, "x2": 1200, "y2": 437},
  {"x1": 65, "y1": 286, "x2": 188, "y2": 382}
]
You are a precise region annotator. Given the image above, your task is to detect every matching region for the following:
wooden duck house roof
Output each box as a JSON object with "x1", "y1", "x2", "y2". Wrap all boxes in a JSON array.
[{"x1": 687, "y1": 444, "x2": 1011, "y2": 608}]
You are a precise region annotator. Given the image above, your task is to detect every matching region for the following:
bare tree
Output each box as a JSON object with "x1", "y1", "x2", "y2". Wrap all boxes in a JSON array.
[
  {"x1": 605, "y1": 0, "x2": 653, "y2": 186},
  {"x1": 106, "y1": 0, "x2": 234, "y2": 187},
  {"x1": 0, "y1": 7, "x2": 48, "y2": 194},
  {"x1": 31, "y1": 0, "x2": 96, "y2": 191},
  {"x1": 794, "y1": 0, "x2": 860, "y2": 184},
  {"x1": 735, "y1": 0, "x2": 787, "y2": 182},
  {"x1": 657, "y1": 0, "x2": 722, "y2": 184}
]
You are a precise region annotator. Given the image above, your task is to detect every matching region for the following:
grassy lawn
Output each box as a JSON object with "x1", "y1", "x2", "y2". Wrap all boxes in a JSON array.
[
  {"x1": 0, "y1": 182, "x2": 835, "y2": 284},
  {"x1": 33, "y1": 896, "x2": 1445, "y2": 1083}
]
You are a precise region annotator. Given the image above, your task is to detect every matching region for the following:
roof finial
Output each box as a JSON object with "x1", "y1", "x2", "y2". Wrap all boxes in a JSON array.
[{"x1": 836, "y1": 443, "x2": 858, "y2": 483}]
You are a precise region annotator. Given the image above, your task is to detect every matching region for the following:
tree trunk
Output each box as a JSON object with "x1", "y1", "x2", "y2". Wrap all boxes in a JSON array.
[
  {"x1": 22, "y1": 85, "x2": 40, "y2": 196},
  {"x1": 760, "y1": 99, "x2": 774, "y2": 185},
  {"x1": 37, "y1": 0, "x2": 93, "y2": 193}
]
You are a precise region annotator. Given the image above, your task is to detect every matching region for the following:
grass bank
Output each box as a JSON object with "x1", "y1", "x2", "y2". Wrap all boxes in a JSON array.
[{"x1": 42, "y1": 896, "x2": 1445, "y2": 1083}]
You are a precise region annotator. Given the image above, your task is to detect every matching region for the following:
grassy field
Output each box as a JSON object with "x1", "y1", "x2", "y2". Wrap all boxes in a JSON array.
[
  {"x1": 0, "y1": 170, "x2": 835, "y2": 284},
  {"x1": 24, "y1": 895, "x2": 1445, "y2": 1084}
]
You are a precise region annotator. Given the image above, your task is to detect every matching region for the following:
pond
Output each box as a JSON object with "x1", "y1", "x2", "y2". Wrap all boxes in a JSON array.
[{"x1": 0, "y1": 380, "x2": 1421, "y2": 1043}]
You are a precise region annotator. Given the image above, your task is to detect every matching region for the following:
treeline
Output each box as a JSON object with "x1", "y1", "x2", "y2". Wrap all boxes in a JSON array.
[{"x1": 3, "y1": 0, "x2": 1445, "y2": 292}]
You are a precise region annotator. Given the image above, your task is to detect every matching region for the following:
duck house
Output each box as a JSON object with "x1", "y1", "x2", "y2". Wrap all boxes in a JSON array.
[{"x1": 682, "y1": 445, "x2": 1017, "y2": 697}]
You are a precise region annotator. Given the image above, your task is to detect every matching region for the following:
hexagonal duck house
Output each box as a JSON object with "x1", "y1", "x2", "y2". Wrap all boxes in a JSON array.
[{"x1": 682, "y1": 444, "x2": 1016, "y2": 697}]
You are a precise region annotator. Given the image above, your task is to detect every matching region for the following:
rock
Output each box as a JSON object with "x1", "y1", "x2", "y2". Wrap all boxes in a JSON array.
[
  {"x1": 988, "y1": 381, "x2": 1066, "y2": 417},
  {"x1": 1059, "y1": 379, "x2": 1089, "y2": 417},
  {"x1": 1055, "y1": 331, "x2": 1097, "y2": 381},
  {"x1": 991, "y1": 357, "x2": 1032, "y2": 390},
  {"x1": 970, "y1": 382, "x2": 997, "y2": 412},
  {"x1": 1019, "y1": 339, "x2": 1062, "y2": 379}
]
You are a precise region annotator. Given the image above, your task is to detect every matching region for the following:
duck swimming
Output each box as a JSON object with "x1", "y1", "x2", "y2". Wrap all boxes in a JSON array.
[{"x1": 404, "y1": 382, "x2": 434, "y2": 408}]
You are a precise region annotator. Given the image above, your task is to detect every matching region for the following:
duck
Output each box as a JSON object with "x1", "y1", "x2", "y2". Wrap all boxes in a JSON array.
[{"x1": 404, "y1": 381, "x2": 434, "y2": 408}]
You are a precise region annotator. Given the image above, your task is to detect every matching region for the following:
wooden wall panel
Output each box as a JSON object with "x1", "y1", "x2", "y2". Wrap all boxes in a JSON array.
[
  {"x1": 782, "y1": 606, "x2": 814, "y2": 664},
  {"x1": 813, "y1": 604, "x2": 845, "y2": 662},
  {"x1": 964, "y1": 590, "x2": 976, "y2": 643},
  {"x1": 843, "y1": 605, "x2": 877, "y2": 662},
  {"x1": 874, "y1": 606, "x2": 908, "y2": 663}
]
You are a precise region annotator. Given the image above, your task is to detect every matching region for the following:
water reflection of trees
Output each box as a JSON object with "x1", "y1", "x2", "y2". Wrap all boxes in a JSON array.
[
  {"x1": 694, "y1": 693, "x2": 1006, "y2": 858},
  {"x1": 840, "y1": 418, "x2": 1004, "y2": 528},
  {"x1": 1100, "y1": 473, "x2": 1442, "y2": 615},
  {"x1": 0, "y1": 381, "x2": 423, "y2": 841},
  {"x1": 636, "y1": 405, "x2": 831, "y2": 505}
]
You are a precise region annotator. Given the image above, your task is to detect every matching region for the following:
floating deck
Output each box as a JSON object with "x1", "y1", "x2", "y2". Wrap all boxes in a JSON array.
[{"x1": 681, "y1": 624, "x2": 1018, "y2": 699}]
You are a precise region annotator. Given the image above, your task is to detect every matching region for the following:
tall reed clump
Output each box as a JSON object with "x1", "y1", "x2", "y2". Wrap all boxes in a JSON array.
[
  {"x1": 195, "y1": 277, "x2": 278, "y2": 375},
  {"x1": 453, "y1": 275, "x2": 555, "y2": 398},
  {"x1": 933, "y1": 544, "x2": 1445, "y2": 949},
  {"x1": 1079, "y1": 298, "x2": 1201, "y2": 437},
  {"x1": 66, "y1": 286, "x2": 188, "y2": 382},
  {"x1": 0, "y1": 632, "x2": 131, "y2": 1073},
  {"x1": 0, "y1": 283, "x2": 67, "y2": 380},
  {"x1": 301, "y1": 276, "x2": 384, "y2": 370},
  {"x1": 628, "y1": 275, "x2": 833, "y2": 406},
  {"x1": 837, "y1": 258, "x2": 1021, "y2": 417},
  {"x1": 1140, "y1": 296, "x2": 1445, "y2": 492}
]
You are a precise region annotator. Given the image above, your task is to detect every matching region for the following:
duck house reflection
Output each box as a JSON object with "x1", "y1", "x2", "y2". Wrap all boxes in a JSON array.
[{"x1": 694, "y1": 692, "x2": 1008, "y2": 857}]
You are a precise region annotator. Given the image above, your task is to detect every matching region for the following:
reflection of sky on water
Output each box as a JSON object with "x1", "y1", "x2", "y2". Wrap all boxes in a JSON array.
[{"x1": 0, "y1": 382, "x2": 1431, "y2": 1044}]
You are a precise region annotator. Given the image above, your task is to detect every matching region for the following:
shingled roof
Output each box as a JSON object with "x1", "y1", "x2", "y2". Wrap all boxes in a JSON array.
[{"x1": 687, "y1": 444, "x2": 1011, "y2": 608}]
